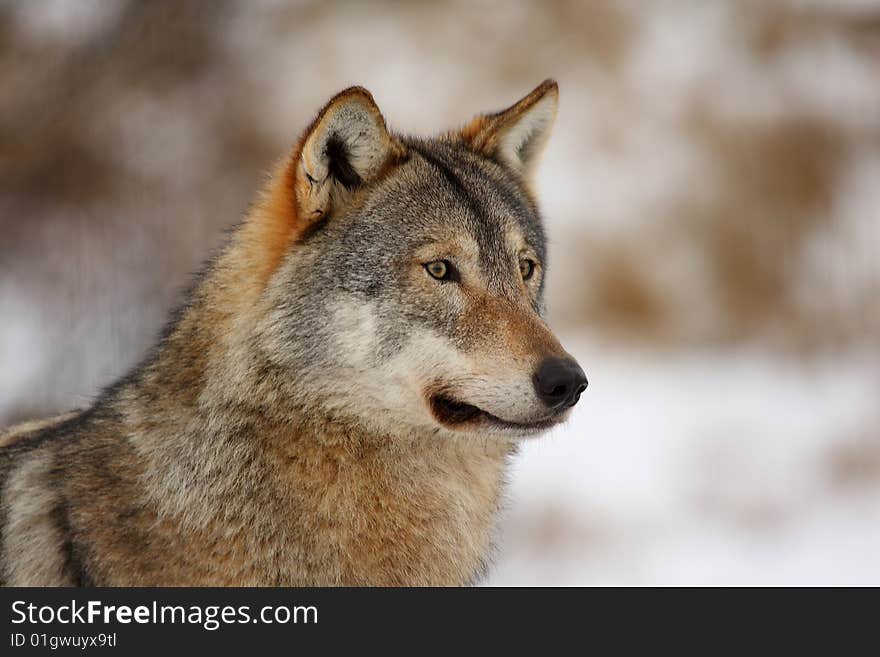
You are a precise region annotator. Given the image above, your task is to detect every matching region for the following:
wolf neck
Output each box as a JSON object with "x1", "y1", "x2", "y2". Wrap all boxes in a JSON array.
[{"x1": 125, "y1": 326, "x2": 515, "y2": 584}]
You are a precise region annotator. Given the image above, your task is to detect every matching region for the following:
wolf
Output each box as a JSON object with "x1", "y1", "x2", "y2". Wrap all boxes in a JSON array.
[{"x1": 0, "y1": 80, "x2": 587, "y2": 586}]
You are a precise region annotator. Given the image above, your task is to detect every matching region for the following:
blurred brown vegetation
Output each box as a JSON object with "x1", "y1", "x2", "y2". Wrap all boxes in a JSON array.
[{"x1": 545, "y1": 2, "x2": 879, "y2": 353}]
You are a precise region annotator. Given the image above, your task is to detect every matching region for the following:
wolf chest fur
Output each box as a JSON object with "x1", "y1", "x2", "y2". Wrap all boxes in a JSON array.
[{"x1": 0, "y1": 80, "x2": 587, "y2": 586}]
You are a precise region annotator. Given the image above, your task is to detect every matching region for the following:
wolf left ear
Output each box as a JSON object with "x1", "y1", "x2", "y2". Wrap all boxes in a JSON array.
[
  {"x1": 461, "y1": 79, "x2": 559, "y2": 177},
  {"x1": 292, "y1": 87, "x2": 405, "y2": 227}
]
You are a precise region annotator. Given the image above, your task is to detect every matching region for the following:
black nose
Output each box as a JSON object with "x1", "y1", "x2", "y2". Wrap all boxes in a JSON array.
[{"x1": 532, "y1": 357, "x2": 588, "y2": 409}]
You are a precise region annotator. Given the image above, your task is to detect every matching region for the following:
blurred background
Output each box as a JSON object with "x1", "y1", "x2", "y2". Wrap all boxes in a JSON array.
[{"x1": 1, "y1": 0, "x2": 879, "y2": 584}]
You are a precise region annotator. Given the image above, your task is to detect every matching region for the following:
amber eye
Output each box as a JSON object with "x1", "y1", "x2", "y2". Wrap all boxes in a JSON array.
[
  {"x1": 519, "y1": 258, "x2": 536, "y2": 281},
  {"x1": 425, "y1": 260, "x2": 451, "y2": 281}
]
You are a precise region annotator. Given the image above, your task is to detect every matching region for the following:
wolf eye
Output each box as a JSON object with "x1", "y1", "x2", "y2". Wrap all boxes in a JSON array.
[
  {"x1": 425, "y1": 260, "x2": 452, "y2": 281},
  {"x1": 519, "y1": 258, "x2": 536, "y2": 281}
]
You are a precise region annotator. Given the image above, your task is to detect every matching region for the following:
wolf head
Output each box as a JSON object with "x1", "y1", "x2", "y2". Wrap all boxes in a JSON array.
[{"x1": 242, "y1": 80, "x2": 586, "y2": 439}]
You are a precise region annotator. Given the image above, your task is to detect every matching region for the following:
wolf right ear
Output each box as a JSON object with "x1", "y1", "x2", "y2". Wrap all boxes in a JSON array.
[
  {"x1": 291, "y1": 87, "x2": 405, "y2": 229},
  {"x1": 460, "y1": 79, "x2": 559, "y2": 178}
]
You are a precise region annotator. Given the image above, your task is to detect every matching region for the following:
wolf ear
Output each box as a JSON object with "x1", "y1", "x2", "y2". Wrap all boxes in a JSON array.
[
  {"x1": 461, "y1": 79, "x2": 558, "y2": 177},
  {"x1": 292, "y1": 87, "x2": 404, "y2": 226}
]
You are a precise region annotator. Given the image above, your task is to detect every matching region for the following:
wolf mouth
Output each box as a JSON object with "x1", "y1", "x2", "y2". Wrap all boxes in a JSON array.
[{"x1": 429, "y1": 394, "x2": 558, "y2": 432}]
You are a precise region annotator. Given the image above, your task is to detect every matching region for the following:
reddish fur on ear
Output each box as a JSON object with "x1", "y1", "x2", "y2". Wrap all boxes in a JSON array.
[
  {"x1": 290, "y1": 87, "x2": 405, "y2": 233},
  {"x1": 237, "y1": 87, "x2": 406, "y2": 291},
  {"x1": 460, "y1": 79, "x2": 558, "y2": 172},
  {"x1": 249, "y1": 160, "x2": 301, "y2": 286}
]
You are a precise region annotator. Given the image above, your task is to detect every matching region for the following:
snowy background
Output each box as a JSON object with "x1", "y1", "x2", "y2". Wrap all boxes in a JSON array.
[{"x1": 1, "y1": 0, "x2": 878, "y2": 584}]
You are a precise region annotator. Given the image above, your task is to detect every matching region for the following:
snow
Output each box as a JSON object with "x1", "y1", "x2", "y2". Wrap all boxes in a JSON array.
[{"x1": 488, "y1": 337, "x2": 880, "y2": 585}]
